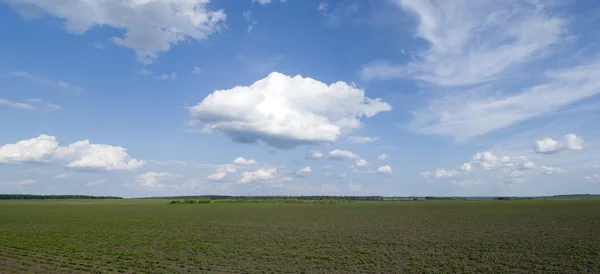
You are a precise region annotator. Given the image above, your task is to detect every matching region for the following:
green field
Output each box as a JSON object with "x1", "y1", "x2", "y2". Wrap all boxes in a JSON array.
[{"x1": 1, "y1": 200, "x2": 599, "y2": 273}]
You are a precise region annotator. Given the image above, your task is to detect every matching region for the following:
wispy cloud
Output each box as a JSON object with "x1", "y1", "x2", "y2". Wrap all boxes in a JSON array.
[
  {"x1": 411, "y1": 60, "x2": 600, "y2": 140},
  {"x1": 361, "y1": 0, "x2": 566, "y2": 85},
  {"x1": 0, "y1": 98, "x2": 34, "y2": 110},
  {"x1": 362, "y1": 1, "x2": 600, "y2": 141},
  {"x1": 5, "y1": 71, "x2": 83, "y2": 93}
]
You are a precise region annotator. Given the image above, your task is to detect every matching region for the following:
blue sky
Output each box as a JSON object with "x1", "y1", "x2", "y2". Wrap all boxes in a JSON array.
[{"x1": 1, "y1": 0, "x2": 600, "y2": 197}]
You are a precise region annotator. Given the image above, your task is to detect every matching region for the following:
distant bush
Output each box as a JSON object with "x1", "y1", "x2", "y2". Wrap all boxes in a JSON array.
[
  {"x1": 168, "y1": 199, "x2": 210, "y2": 204},
  {"x1": 210, "y1": 199, "x2": 347, "y2": 204},
  {"x1": 0, "y1": 194, "x2": 123, "y2": 200}
]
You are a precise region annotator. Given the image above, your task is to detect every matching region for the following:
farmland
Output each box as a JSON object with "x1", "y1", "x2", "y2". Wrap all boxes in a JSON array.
[{"x1": 1, "y1": 199, "x2": 599, "y2": 273}]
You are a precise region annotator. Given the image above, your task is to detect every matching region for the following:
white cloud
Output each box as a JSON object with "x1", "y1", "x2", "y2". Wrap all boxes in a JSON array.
[
  {"x1": 0, "y1": 179, "x2": 37, "y2": 186},
  {"x1": 136, "y1": 68, "x2": 152, "y2": 75},
  {"x1": 327, "y1": 149, "x2": 361, "y2": 160},
  {"x1": 318, "y1": 2, "x2": 328, "y2": 14},
  {"x1": 55, "y1": 140, "x2": 145, "y2": 171},
  {"x1": 86, "y1": 179, "x2": 107, "y2": 186},
  {"x1": 523, "y1": 162, "x2": 536, "y2": 170},
  {"x1": 188, "y1": 72, "x2": 391, "y2": 148},
  {"x1": 348, "y1": 182, "x2": 362, "y2": 191},
  {"x1": 584, "y1": 174, "x2": 600, "y2": 183},
  {"x1": 207, "y1": 172, "x2": 227, "y2": 181},
  {"x1": 135, "y1": 172, "x2": 180, "y2": 189},
  {"x1": 534, "y1": 138, "x2": 560, "y2": 154},
  {"x1": 217, "y1": 164, "x2": 237, "y2": 173},
  {"x1": 207, "y1": 164, "x2": 238, "y2": 181},
  {"x1": 192, "y1": 66, "x2": 201, "y2": 74},
  {"x1": 564, "y1": 134, "x2": 584, "y2": 151},
  {"x1": 362, "y1": 1, "x2": 565, "y2": 86},
  {"x1": 472, "y1": 152, "x2": 499, "y2": 170},
  {"x1": 348, "y1": 135, "x2": 378, "y2": 144},
  {"x1": 355, "y1": 159, "x2": 368, "y2": 167},
  {"x1": 157, "y1": 72, "x2": 177, "y2": 81},
  {"x1": 421, "y1": 168, "x2": 459, "y2": 179},
  {"x1": 0, "y1": 98, "x2": 34, "y2": 110},
  {"x1": 239, "y1": 168, "x2": 288, "y2": 184},
  {"x1": 54, "y1": 173, "x2": 69, "y2": 179},
  {"x1": 377, "y1": 154, "x2": 388, "y2": 161},
  {"x1": 309, "y1": 151, "x2": 325, "y2": 159},
  {"x1": 1, "y1": 98, "x2": 61, "y2": 111},
  {"x1": 297, "y1": 166, "x2": 312, "y2": 177},
  {"x1": 253, "y1": 0, "x2": 287, "y2": 5},
  {"x1": 44, "y1": 104, "x2": 61, "y2": 111},
  {"x1": 243, "y1": 10, "x2": 252, "y2": 20},
  {"x1": 541, "y1": 166, "x2": 566, "y2": 174},
  {"x1": 232, "y1": 157, "x2": 258, "y2": 166},
  {"x1": 377, "y1": 165, "x2": 392, "y2": 174},
  {"x1": 8, "y1": 0, "x2": 226, "y2": 64},
  {"x1": 0, "y1": 134, "x2": 144, "y2": 171},
  {"x1": 339, "y1": 173, "x2": 347, "y2": 178},
  {"x1": 18, "y1": 179, "x2": 37, "y2": 186},
  {"x1": 0, "y1": 135, "x2": 59, "y2": 164},
  {"x1": 424, "y1": 152, "x2": 537, "y2": 183},
  {"x1": 534, "y1": 134, "x2": 584, "y2": 154},
  {"x1": 321, "y1": 183, "x2": 338, "y2": 193}
]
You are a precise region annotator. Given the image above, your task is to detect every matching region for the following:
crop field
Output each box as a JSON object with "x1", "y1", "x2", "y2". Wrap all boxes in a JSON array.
[{"x1": 1, "y1": 199, "x2": 599, "y2": 273}]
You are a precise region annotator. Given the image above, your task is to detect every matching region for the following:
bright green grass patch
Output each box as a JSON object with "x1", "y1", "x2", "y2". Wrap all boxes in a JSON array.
[{"x1": 1, "y1": 200, "x2": 599, "y2": 273}]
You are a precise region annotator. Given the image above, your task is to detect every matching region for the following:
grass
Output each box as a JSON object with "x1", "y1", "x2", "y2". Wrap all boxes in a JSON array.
[{"x1": 1, "y1": 199, "x2": 599, "y2": 273}]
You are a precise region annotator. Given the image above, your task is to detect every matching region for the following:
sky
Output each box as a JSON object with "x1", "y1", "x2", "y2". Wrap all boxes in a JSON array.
[{"x1": 1, "y1": 0, "x2": 600, "y2": 198}]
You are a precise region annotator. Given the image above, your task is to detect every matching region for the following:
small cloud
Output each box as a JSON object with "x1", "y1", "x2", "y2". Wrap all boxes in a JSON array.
[
  {"x1": 93, "y1": 42, "x2": 104, "y2": 50},
  {"x1": 377, "y1": 165, "x2": 392, "y2": 174},
  {"x1": 377, "y1": 154, "x2": 388, "y2": 161},
  {"x1": 355, "y1": 159, "x2": 369, "y2": 167},
  {"x1": 54, "y1": 173, "x2": 69, "y2": 179},
  {"x1": 187, "y1": 120, "x2": 201, "y2": 127},
  {"x1": 321, "y1": 183, "x2": 338, "y2": 193},
  {"x1": 134, "y1": 172, "x2": 180, "y2": 190},
  {"x1": 239, "y1": 168, "x2": 289, "y2": 184},
  {"x1": 339, "y1": 173, "x2": 347, "y2": 178},
  {"x1": 348, "y1": 182, "x2": 362, "y2": 191},
  {"x1": 136, "y1": 68, "x2": 152, "y2": 75},
  {"x1": 157, "y1": 74, "x2": 169, "y2": 80},
  {"x1": 192, "y1": 66, "x2": 201, "y2": 74},
  {"x1": 233, "y1": 157, "x2": 258, "y2": 166},
  {"x1": 243, "y1": 10, "x2": 252, "y2": 20},
  {"x1": 534, "y1": 134, "x2": 584, "y2": 154},
  {"x1": 0, "y1": 98, "x2": 34, "y2": 110},
  {"x1": 308, "y1": 151, "x2": 325, "y2": 159},
  {"x1": 86, "y1": 179, "x2": 107, "y2": 186},
  {"x1": 207, "y1": 172, "x2": 227, "y2": 181},
  {"x1": 297, "y1": 166, "x2": 312, "y2": 177},
  {"x1": 18, "y1": 179, "x2": 37, "y2": 186},
  {"x1": 44, "y1": 104, "x2": 62, "y2": 111},
  {"x1": 328, "y1": 149, "x2": 360, "y2": 160},
  {"x1": 348, "y1": 135, "x2": 378, "y2": 144},
  {"x1": 170, "y1": 72, "x2": 177, "y2": 80},
  {"x1": 318, "y1": 2, "x2": 328, "y2": 15},
  {"x1": 541, "y1": 166, "x2": 566, "y2": 174}
]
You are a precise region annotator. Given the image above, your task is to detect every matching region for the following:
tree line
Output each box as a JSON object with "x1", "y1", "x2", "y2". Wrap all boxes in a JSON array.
[
  {"x1": 155, "y1": 195, "x2": 386, "y2": 201},
  {"x1": 0, "y1": 194, "x2": 123, "y2": 200}
]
